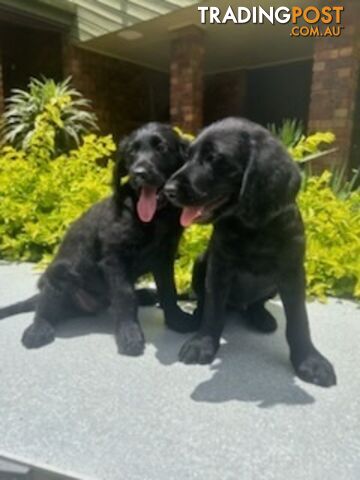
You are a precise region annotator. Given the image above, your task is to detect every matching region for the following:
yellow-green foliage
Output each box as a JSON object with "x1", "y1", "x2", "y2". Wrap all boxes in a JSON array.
[
  {"x1": 172, "y1": 126, "x2": 211, "y2": 293},
  {"x1": 0, "y1": 113, "x2": 358, "y2": 300},
  {"x1": 175, "y1": 224, "x2": 212, "y2": 293},
  {"x1": 2, "y1": 77, "x2": 98, "y2": 152},
  {"x1": 289, "y1": 131, "x2": 335, "y2": 162},
  {"x1": 172, "y1": 126, "x2": 195, "y2": 143},
  {"x1": 299, "y1": 171, "x2": 360, "y2": 300},
  {"x1": 0, "y1": 126, "x2": 115, "y2": 262}
]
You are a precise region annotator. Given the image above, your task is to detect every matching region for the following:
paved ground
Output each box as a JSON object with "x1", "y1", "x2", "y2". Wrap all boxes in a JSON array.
[{"x1": 0, "y1": 262, "x2": 359, "y2": 480}]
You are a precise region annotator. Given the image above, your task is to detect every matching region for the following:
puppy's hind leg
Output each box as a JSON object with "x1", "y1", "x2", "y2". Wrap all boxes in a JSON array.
[
  {"x1": 243, "y1": 300, "x2": 278, "y2": 334},
  {"x1": 22, "y1": 288, "x2": 62, "y2": 349},
  {"x1": 21, "y1": 261, "x2": 79, "y2": 349},
  {"x1": 228, "y1": 275, "x2": 277, "y2": 333}
]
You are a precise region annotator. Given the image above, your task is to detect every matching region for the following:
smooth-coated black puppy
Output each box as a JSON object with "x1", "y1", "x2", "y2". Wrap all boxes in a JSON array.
[
  {"x1": 165, "y1": 117, "x2": 336, "y2": 387},
  {"x1": 0, "y1": 123, "x2": 196, "y2": 355}
]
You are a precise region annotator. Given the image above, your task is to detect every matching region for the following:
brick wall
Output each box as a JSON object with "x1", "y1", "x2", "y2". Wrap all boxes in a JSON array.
[
  {"x1": 204, "y1": 70, "x2": 247, "y2": 125},
  {"x1": 0, "y1": 43, "x2": 4, "y2": 115},
  {"x1": 308, "y1": 0, "x2": 360, "y2": 170},
  {"x1": 0, "y1": 21, "x2": 169, "y2": 141},
  {"x1": 63, "y1": 41, "x2": 169, "y2": 140},
  {"x1": 170, "y1": 26, "x2": 204, "y2": 134}
]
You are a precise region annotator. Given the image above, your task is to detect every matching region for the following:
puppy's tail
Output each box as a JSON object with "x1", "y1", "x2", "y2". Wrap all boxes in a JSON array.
[
  {"x1": 0, "y1": 289, "x2": 192, "y2": 318},
  {"x1": 0, "y1": 294, "x2": 38, "y2": 320}
]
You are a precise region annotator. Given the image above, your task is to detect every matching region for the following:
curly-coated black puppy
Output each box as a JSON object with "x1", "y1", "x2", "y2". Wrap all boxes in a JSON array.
[
  {"x1": 0, "y1": 123, "x2": 197, "y2": 355},
  {"x1": 165, "y1": 117, "x2": 336, "y2": 387}
]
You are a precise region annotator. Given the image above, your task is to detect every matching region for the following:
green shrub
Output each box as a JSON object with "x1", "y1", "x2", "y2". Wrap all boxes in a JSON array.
[
  {"x1": 0, "y1": 81, "x2": 114, "y2": 263},
  {"x1": 268, "y1": 118, "x2": 304, "y2": 148},
  {"x1": 0, "y1": 121, "x2": 115, "y2": 262},
  {"x1": 289, "y1": 131, "x2": 336, "y2": 164},
  {"x1": 299, "y1": 171, "x2": 360, "y2": 300},
  {"x1": 175, "y1": 224, "x2": 212, "y2": 293},
  {"x1": 325, "y1": 166, "x2": 360, "y2": 200},
  {"x1": 0, "y1": 111, "x2": 358, "y2": 300},
  {"x1": 269, "y1": 118, "x2": 336, "y2": 164},
  {"x1": 1, "y1": 77, "x2": 98, "y2": 153}
]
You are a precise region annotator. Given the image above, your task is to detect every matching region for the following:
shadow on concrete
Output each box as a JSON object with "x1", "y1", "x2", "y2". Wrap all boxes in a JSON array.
[
  {"x1": 54, "y1": 303, "x2": 314, "y2": 409},
  {"x1": 56, "y1": 312, "x2": 115, "y2": 338},
  {"x1": 187, "y1": 329, "x2": 315, "y2": 409},
  {"x1": 154, "y1": 315, "x2": 315, "y2": 408}
]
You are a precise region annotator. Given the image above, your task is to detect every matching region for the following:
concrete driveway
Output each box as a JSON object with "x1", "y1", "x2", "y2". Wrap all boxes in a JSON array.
[{"x1": 0, "y1": 262, "x2": 359, "y2": 480}]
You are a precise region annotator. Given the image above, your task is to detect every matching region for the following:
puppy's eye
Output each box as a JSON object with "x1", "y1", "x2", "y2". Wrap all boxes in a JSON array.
[
  {"x1": 156, "y1": 141, "x2": 168, "y2": 153},
  {"x1": 205, "y1": 152, "x2": 217, "y2": 164},
  {"x1": 131, "y1": 141, "x2": 140, "y2": 152},
  {"x1": 150, "y1": 136, "x2": 167, "y2": 152}
]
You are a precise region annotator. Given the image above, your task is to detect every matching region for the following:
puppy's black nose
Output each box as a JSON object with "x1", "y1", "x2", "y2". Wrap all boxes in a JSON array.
[
  {"x1": 131, "y1": 166, "x2": 147, "y2": 180},
  {"x1": 164, "y1": 182, "x2": 178, "y2": 200}
]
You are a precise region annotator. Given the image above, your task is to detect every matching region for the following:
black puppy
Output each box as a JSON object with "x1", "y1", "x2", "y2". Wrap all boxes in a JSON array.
[
  {"x1": 0, "y1": 123, "x2": 196, "y2": 355},
  {"x1": 165, "y1": 117, "x2": 336, "y2": 387}
]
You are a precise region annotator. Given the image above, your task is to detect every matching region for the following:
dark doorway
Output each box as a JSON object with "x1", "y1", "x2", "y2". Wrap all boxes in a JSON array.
[
  {"x1": 0, "y1": 21, "x2": 63, "y2": 100},
  {"x1": 246, "y1": 60, "x2": 313, "y2": 129}
]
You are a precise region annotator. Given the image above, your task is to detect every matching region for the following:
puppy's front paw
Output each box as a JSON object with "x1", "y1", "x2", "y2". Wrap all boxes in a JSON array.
[
  {"x1": 22, "y1": 320, "x2": 55, "y2": 349},
  {"x1": 116, "y1": 322, "x2": 145, "y2": 357},
  {"x1": 294, "y1": 351, "x2": 337, "y2": 387},
  {"x1": 166, "y1": 308, "x2": 201, "y2": 334},
  {"x1": 179, "y1": 334, "x2": 219, "y2": 365}
]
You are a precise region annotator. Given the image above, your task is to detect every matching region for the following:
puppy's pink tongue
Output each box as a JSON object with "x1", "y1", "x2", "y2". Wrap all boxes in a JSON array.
[
  {"x1": 137, "y1": 187, "x2": 157, "y2": 223},
  {"x1": 180, "y1": 206, "x2": 204, "y2": 227}
]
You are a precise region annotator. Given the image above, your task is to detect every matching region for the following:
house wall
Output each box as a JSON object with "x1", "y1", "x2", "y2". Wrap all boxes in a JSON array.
[
  {"x1": 0, "y1": 44, "x2": 4, "y2": 115},
  {"x1": 170, "y1": 26, "x2": 204, "y2": 134},
  {"x1": 0, "y1": 20, "x2": 170, "y2": 142},
  {"x1": 63, "y1": 43, "x2": 169, "y2": 140},
  {"x1": 350, "y1": 69, "x2": 360, "y2": 171},
  {"x1": 308, "y1": 0, "x2": 360, "y2": 171},
  {"x1": 203, "y1": 61, "x2": 313, "y2": 131},
  {"x1": 204, "y1": 70, "x2": 247, "y2": 126}
]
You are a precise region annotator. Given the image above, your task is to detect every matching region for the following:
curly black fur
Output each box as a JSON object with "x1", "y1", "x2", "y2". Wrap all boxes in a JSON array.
[
  {"x1": 0, "y1": 123, "x2": 199, "y2": 355},
  {"x1": 165, "y1": 117, "x2": 336, "y2": 387}
]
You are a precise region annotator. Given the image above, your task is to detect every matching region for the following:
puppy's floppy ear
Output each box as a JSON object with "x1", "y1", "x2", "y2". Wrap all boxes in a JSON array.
[
  {"x1": 177, "y1": 137, "x2": 190, "y2": 165},
  {"x1": 238, "y1": 135, "x2": 301, "y2": 227},
  {"x1": 113, "y1": 136, "x2": 129, "y2": 198}
]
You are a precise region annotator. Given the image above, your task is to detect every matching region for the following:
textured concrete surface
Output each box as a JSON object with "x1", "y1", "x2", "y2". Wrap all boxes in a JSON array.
[{"x1": 0, "y1": 262, "x2": 359, "y2": 480}]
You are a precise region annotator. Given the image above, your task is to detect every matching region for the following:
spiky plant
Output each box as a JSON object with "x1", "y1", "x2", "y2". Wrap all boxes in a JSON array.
[
  {"x1": 268, "y1": 118, "x2": 304, "y2": 149},
  {"x1": 1, "y1": 77, "x2": 98, "y2": 152},
  {"x1": 326, "y1": 167, "x2": 359, "y2": 199}
]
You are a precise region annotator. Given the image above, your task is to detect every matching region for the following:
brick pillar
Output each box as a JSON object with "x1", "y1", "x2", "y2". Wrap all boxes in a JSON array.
[
  {"x1": 308, "y1": 0, "x2": 360, "y2": 171},
  {"x1": 62, "y1": 35, "x2": 82, "y2": 86},
  {"x1": 170, "y1": 26, "x2": 204, "y2": 134},
  {"x1": 0, "y1": 43, "x2": 4, "y2": 115}
]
